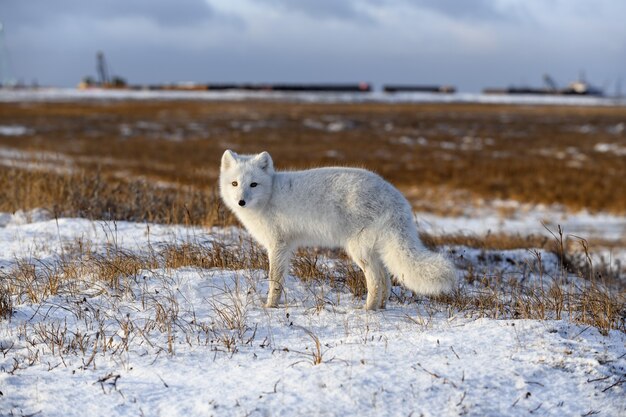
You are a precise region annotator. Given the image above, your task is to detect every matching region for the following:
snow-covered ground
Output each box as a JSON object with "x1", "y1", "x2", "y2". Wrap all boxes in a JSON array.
[
  {"x1": 416, "y1": 200, "x2": 626, "y2": 277},
  {"x1": 417, "y1": 200, "x2": 626, "y2": 242},
  {"x1": 1, "y1": 88, "x2": 625, "y2": 106},
  {"x1": 0, "y1": 212, "x2": 624, "y2": 416}
]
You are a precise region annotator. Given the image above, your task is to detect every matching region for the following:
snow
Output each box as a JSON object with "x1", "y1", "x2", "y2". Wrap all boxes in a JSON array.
[
  {"x1": 417, "y1": 200, "x2": 626, "y2": 242},
  {"x1": 0, "y1": 147, "x2": 74, "y2": 174},
  {"x1": 594, "y1": 142, "x2": 626, "y2": 156},
  {"x1": 0, "y1": 212, "x2": 624, "y2": 416},
  {"x1": 1, "y1": 88, "x2": 625, "y2": 107},
  {"x1": 416, "y1": 201, "x2": 626, "y2": 275},
  {"x1": 4, "y1": 291, "x2": 625, "y2": 416},
  {"x1": 0, "y1": 125, "x2": 31, "y2": 136},
  {"x1": 0, "y1": 215, "x2": 213, "y2": 268}
]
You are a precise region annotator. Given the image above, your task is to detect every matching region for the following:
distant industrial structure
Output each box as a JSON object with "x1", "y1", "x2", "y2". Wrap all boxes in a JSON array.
[
  {"x1": 79, "y1": 51, "x2": 127, "y2": 89},
  {"x1": 79, "y1": 54, "x2": 373, "y2": 92},
  {"x1": 383, "y1": 85, "x2": 456, "y2": 94},
  {"x1": 160, "y1": 82, "x2": 374, "y2": 92},
  {"x1": 76, "y1": 51, "x2": 613, "y2": 97},
  {"x1": 483, "y1": 73, "x2": 604, "y2": 96}
]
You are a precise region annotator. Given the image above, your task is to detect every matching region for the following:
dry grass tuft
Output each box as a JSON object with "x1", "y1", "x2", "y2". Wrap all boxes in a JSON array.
[
  {"x1": 291, "y1": 250, "x2": 331, "y2": 284},
  {"x1": 160, "y1": 239, "x2": 267, "y2": 271},
  {"x1": 0, "y1": 283, "x2": 12, "y2": 320},
  {"x1": 91, "y1": 250, "x2": 154, "y2": 290},
  {"x1": 420, "y1": 232, "x2": 551, "y2": 251},
  {"x1": 1, "y1": 258, "x2": 80, "y2": 304}
]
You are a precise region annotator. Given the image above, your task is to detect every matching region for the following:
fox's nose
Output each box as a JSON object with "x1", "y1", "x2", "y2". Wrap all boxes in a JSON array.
[{"x1": 238, "y1": 200, "x2": 246, "y2": 207}]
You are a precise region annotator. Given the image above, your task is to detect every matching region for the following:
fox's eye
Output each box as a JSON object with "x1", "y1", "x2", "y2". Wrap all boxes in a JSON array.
[
  {"x1": 231, "y1": 181, "x2": 238, "y2": 187},
  {"x1": 250, "y1": 182, "x2": 258, "y2": 188}
]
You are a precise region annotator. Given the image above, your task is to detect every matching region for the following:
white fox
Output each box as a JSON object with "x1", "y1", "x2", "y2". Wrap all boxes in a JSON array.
[{"x1": 219, "y1": 150, "x2": 456, "y2": 310}]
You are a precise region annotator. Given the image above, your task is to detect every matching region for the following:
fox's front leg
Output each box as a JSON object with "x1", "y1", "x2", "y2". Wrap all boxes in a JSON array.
[{"x1": 265, "y1": 243, "x2": 292, "y2": 308}]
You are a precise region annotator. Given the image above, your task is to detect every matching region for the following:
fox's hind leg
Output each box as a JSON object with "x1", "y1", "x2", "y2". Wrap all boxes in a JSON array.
[
  {"x1": 380, "y1": 273, "x2": 392, "y2": 309},
  {"x1": 266, "y1": 243, "x2": 292, "y2": 308},
  {"x1": 346, "y1": 241, "x2": 386, "y2": 310}
]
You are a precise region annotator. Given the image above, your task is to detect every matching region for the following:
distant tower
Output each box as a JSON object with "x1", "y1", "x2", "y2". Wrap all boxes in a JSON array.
[
  {"x1": 0, "y1": 22, "x2": 15, "y2": 86},
  {"x1": 96, "y1": 51, "x2": 110, "y2": 85}
]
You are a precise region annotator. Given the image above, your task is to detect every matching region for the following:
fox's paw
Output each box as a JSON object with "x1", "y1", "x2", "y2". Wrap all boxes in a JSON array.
[
  {"x1": 364, "y1": 297, "x2": 382, "y2": 311},
  {"x1": 265, "y1": 289, "x2": 282, "y2": 308},
  {"x1": 264, "y1": 295, "x2": 281, "y2": 308}
]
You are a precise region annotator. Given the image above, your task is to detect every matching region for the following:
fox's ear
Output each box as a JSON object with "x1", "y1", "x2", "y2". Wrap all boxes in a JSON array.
[
  {"x1": 254, "y1": 151, "x2": 274, "y2": 172},
  {"x1": 221, "y1": 150, "x2": 237, "y2": 171}
]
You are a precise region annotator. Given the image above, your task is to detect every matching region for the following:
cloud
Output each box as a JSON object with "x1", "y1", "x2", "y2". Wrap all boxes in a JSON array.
[
  {"x1": 252, "y1": 0, "x2": 378, "y2": 21},
  {"x1": 3, "y1": 0, "x2": 214, "y2": 28},
  {"x1": 1, "y1": 0, "x2": 625, "y2": 92},
  {"x1": 403, "y1": 0, "x2": 515, "y2": 21},
  {"x1": 238, "y1": 0, "x2": 518, "y2": 23}
]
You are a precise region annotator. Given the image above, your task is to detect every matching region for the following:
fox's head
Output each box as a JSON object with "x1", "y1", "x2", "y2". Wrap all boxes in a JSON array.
[{"x1": 219, "y1": 150, "x2": 274, "y2": 211}]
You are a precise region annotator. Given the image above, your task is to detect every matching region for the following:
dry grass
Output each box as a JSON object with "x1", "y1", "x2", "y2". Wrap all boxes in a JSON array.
[
  {"x1": 1, "y1": 100, "x2": 626, "y2": 220},
  {"x1": 0, "y1": 282, "x2": 12, "y2": 320},
  {"x1": 422, "y1": 231, "x2": 623, "y2": 280},
  {"x1": 420, "y1": 232, "x2": 551, "y2": 251},
  {"x1": 444, "y1": 227, "x2": 625, "y2": 334},
  {"x1": 0, "y1": 167, "x2": 234, "y2": 226},
  {"x1": 0, "y1": 229, "x2": 623, "y2": 335},
  {"x1": 159, "y1": 237, "x2": 268, "y2": 271}
]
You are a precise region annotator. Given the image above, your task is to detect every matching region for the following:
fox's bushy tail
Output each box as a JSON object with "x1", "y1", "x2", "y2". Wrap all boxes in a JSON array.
[{"x1": 379, "y1": 226, "x2": 456, "y2": 295}]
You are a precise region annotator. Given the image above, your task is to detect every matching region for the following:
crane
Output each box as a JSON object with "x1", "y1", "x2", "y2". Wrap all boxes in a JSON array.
[
  {"x1": 79, "y1": 51, "x2": 126, "y2": 89},
  {"x1": 543, "y1": 74, "x2": 559, "y2": 93},
  {"x1": 96, "y1": 51, "x2": 110, "y2": 85}
]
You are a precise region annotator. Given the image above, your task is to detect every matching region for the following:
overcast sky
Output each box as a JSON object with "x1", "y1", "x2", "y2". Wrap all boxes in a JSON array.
[{"x1": 1, "y1": 0, "x2": 625, "y2": 92}]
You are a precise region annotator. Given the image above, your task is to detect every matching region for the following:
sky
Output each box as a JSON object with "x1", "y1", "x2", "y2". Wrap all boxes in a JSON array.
[{"x1": 1, "y1": 0, "x2": 625, "y2": 92}]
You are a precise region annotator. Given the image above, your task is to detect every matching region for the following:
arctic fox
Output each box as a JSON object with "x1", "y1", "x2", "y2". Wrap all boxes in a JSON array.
[{"x1": 219, "y1": 150, "x2": 456, "y2": 310}]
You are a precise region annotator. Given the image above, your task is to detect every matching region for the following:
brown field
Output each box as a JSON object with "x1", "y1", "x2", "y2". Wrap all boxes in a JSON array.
[{"x1": 1, "y1": 100, "x2": 625, "y2": 226}]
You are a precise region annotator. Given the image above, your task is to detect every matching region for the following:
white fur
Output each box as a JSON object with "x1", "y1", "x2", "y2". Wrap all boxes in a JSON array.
[{"x1": 219, "y1": 150, "x2": 456, "y2": 310}]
